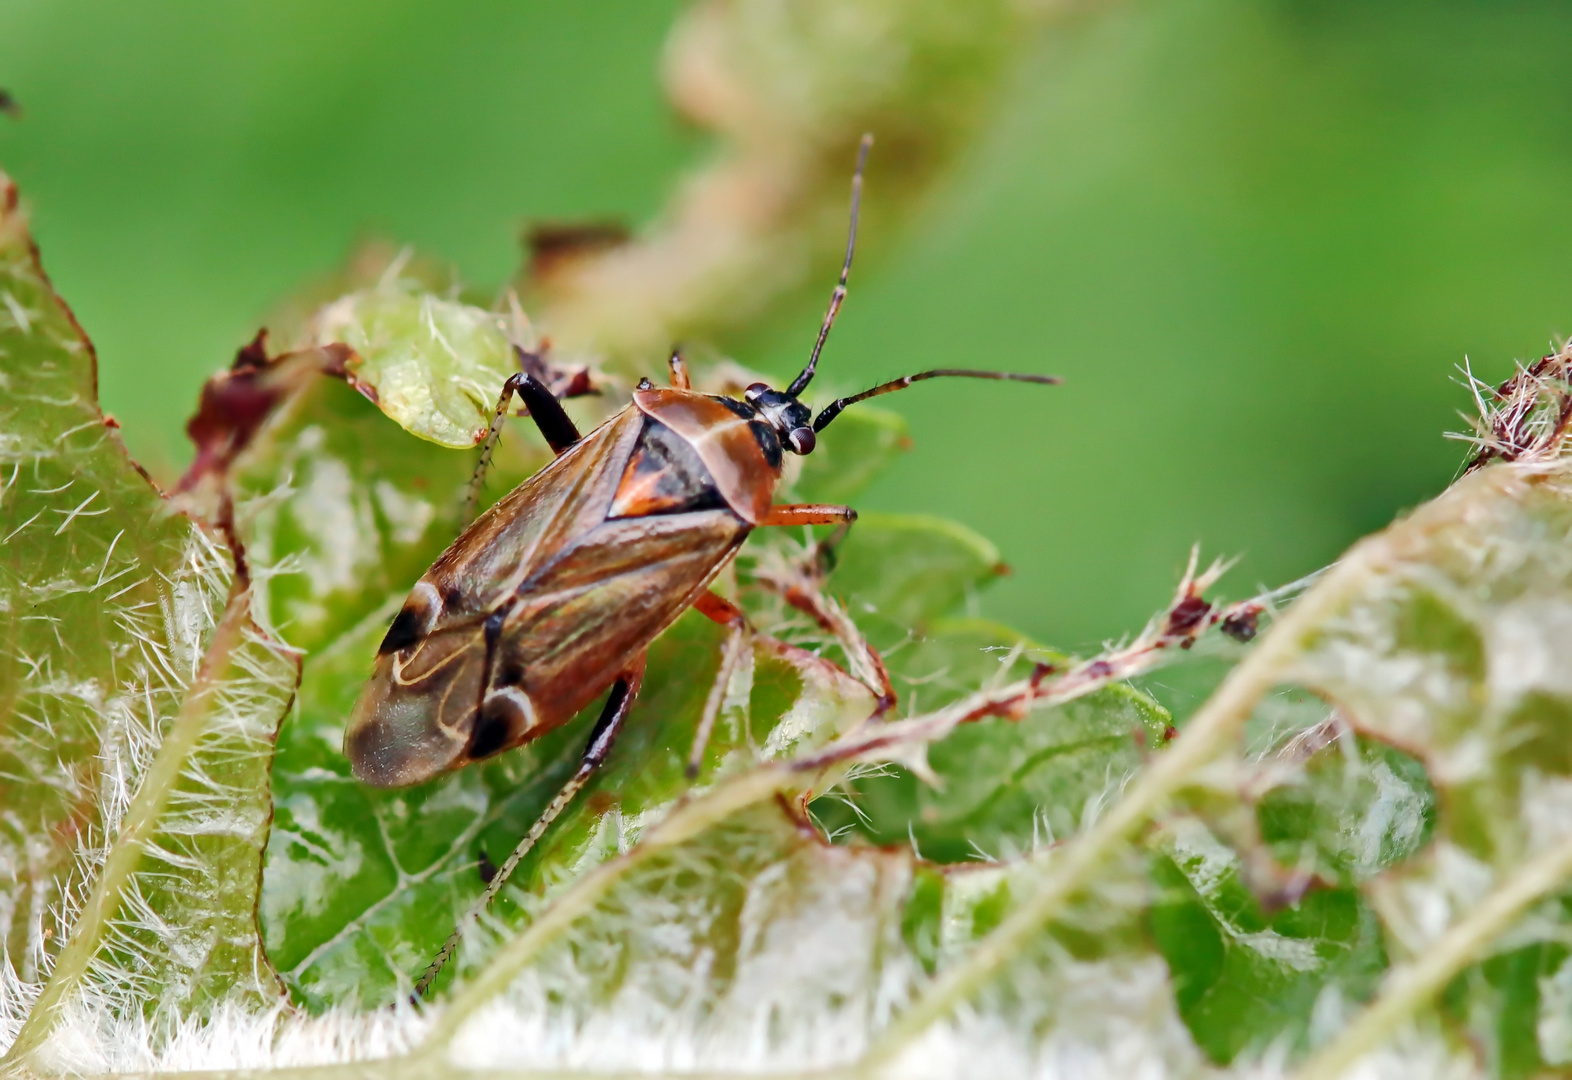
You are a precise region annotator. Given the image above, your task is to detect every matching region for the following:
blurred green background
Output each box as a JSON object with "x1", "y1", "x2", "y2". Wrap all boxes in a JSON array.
[{"x1": 3, "y1": 0, "x2": 1569, "y2": 650}]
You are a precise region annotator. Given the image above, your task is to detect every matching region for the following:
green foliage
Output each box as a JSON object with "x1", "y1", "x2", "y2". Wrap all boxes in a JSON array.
[
  {"x1": 1150, "y1": 819, "x2": 1388, "y2": 1064},
  {"x1": 305, "y1": 283, "x2": 527, "y2": 449},
  {"x1": 1255, "y1": 730, "x2": 1437, "y2": 887},
  {"x1": 0, "y1": 178, "x2": 295, "y2": 1065},
  {"x1": 11, "y1": 3, "x2": 1572, "y2": 1075}
]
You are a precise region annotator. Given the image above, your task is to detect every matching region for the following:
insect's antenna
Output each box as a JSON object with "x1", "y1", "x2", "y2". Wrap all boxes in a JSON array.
[
  {"x1": 786, "y1": 134, "x2": 873, "y2": 399},
  {"x1": 812, "y1": 368, "x2": 1062, "y2": 432}
]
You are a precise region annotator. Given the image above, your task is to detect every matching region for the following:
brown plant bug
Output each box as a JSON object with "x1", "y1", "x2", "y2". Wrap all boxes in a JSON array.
[{"x1": 343, "y1": 135, "x2": 1060, "y2": 996}]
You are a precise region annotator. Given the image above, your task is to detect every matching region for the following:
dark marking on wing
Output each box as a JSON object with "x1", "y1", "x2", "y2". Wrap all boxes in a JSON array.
[
  {"x1": 498, "y1": 657, "x2": 526, "y2": 687},
  {"x1": 379, "y1": 582, "x2": 442, "y2": 656},
  {"x1": 379, "y1": 608, "x2": 423, "y2": 655},
  {"x1": 468, "y1": 698, "x2": 516, "y2": 759},
  {"x1": 608, "y1": 418, "x2": 727, "y2": 519}
]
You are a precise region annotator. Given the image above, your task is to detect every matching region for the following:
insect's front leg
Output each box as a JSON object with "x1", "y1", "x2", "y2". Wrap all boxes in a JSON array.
[
  {"x1": 761, "y1": 503, "x2": 857, "y2": 576},
  {"x1": 414, "y1": 652, "x2": 647, "y2": 1000},
  {"x1": 760, "y1": 503, "x2": 857, "y2": 527},
  {"x1": 688, "y1": 591, "x2": 751, "y2": 779},
  {"x1": 463, "y1": 356, "x2": 587, "y2": 522}
]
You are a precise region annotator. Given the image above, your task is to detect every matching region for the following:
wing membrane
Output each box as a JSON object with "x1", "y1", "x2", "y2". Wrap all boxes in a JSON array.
[
  {"x1": 425, "y1": 406, "x2": 644, "y2": 621},
  {"x1": 506, "y1": 509, "x2": 748, "y2": 727}
]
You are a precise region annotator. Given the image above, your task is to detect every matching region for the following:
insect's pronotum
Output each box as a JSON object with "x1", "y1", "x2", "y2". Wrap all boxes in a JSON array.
[{"x1": 343, "y1": 135, "x2": 1060, "y2": 997}]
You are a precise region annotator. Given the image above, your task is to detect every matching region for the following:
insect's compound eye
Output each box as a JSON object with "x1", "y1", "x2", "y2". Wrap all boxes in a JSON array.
[
  {"x1": 787, "y1": 427, "x2": 817, "y2": 455},
  {"x1": 744, "y1": 383, "x2": 769, "y2": 403}
]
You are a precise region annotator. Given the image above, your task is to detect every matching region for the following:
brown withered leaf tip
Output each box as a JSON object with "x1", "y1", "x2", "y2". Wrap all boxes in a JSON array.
[
  {"x1": 524, "y1": 221, "x2": 631, "y2": 284},
  {"x1": 176, "y1": 330, "x2": 350, "y2": 495},
  {"x1": 174, "y1": 329, "x2": 354, "y2": 580},
  {"x1": 0, "y1": 90, "x2": 19, "y2": 119},
  {"x1": 513, "y1": 345, "x2": 599, "y2": 403},
  {"x1": 1463, "y1": 346, "x2": 1572, "y2": 474}
]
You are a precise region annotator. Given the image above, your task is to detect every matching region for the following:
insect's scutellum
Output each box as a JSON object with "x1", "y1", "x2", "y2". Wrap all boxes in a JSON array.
[{"x1": 344, "y1": 133, "x2": 1062, "y2": 997}]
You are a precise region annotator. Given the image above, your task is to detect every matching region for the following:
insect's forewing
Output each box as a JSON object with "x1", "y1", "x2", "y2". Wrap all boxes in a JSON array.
[
  {"x1": 346, "y1": 407, "x2": 645, "y2": 786},
  {"x1": 428, "y1": 407, "x2": 646, "y2": 622},
  {"x1": 500, "y1": 507, "x2": 747, "y2": 724},
  {"x1": 346, "y1": 406, "x2": 752, "y2": 787}
]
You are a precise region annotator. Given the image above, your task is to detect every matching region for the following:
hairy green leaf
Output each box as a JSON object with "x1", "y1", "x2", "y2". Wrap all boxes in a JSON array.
[
  {"x1": 0, "y1": 175, "x2": 296, "y2": 1067},
  {"x1": 814, "y1": 617, "x2": 1171, "y2": 862},
  {"x1": 306, "y1": 283, "x2": 527, "y2": 449},
  {"x1": 13, "y1": 0, "x2": 1572, "y2": 1071},
  {"x1": 1150, "y1": 816, "x2": 1388, "y2": 1064}
]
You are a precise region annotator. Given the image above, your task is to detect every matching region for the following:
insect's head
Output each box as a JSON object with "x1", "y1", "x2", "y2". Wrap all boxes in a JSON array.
[{"x1": 743, "y1": 383, "x2": 817, "y2": 455}]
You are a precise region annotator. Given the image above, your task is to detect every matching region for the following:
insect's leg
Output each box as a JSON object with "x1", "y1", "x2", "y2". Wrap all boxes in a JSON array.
[
  {"x1": 513, "y1": 370, "x2": 582, "y2": 455},
  {"x1": 489, "y1": 658, "x2": 645, "y2": 893},
  {"x1": 464, "y1": 369, "x2": 582, "y2": 521},
  {"x1": 413, "y1": 654, "x2": 647, "y2": 1000},
  {"x1": 667, "y1": 349, "x2": 690, "y2": 390},
  {"x1": 463, "y1": 372, "x2": 523, "y2": 521},
  {"x1": 759, "y1": 503, "x2": 857, "y2": 528},
  {"x1": 760, "y1": 504, "x2": 859, "y2": 575},
  {"x1": 687, "y1": 591, "x2": 751, "y2": 780}
]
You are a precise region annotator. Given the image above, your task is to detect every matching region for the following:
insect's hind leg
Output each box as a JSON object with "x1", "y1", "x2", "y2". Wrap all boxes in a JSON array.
[
  {"x1": 413, "y1": 654, "x2": 646, "y2": 1000},
  {"x1": 463, "y1": 363, "x2": 585, "y2": 521},
  {"x1": 688, "y1": 591, "x2": 752, "y2": 780}
]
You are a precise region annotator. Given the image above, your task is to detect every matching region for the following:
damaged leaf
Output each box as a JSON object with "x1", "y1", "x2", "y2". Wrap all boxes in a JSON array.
[{"x1": 305, "y1": 283, "x2": 534, "y2": 449}]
